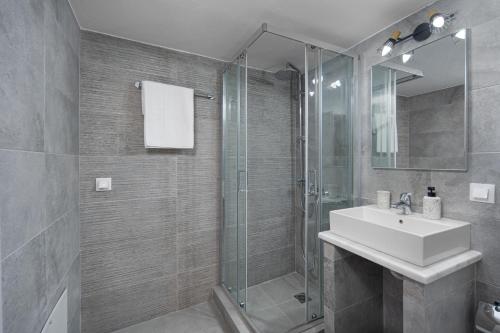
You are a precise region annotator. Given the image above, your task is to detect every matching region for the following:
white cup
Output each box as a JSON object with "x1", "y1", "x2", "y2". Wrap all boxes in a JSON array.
[{"x1": 377, "y1": 191, "x2": 391, "y2": 209}]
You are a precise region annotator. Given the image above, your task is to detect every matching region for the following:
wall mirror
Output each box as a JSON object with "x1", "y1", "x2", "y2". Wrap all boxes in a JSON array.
[{"x1": 371, "y1": 29, "x2": 468, "y2": 171}]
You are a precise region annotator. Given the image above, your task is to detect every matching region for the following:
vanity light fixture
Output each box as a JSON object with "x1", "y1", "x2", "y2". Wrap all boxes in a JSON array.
[
  {"x1": 381, "y1": 31, "x2": 401, "y2": 56},
  {"x1": 379, "y1": 10, "x2": 455, "y2": 57}
]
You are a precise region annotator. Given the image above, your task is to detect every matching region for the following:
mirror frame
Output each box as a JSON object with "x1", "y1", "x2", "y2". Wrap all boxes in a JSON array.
[{"x1": 369, "y1": 29, "x2": 470, "y2": 172}]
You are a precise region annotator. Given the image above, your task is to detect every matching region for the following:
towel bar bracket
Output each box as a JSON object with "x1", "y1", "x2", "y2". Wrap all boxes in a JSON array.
[{"x1": 134, "y1": 81, "x2": 215, "y2": 100}]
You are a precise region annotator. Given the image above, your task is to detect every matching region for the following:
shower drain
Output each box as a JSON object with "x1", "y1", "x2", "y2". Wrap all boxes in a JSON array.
[{"x1": 293, "y1": 292, "x2": 312, "y2": 304}]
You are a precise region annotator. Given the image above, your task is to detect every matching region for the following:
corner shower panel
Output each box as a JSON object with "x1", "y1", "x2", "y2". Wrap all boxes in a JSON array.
[
  {"x1": 222, "y1": 53, "x2": 248, "y2": 309},
  {"x1": 221, "y1": 27, "x2": 353, "y2": 332}
]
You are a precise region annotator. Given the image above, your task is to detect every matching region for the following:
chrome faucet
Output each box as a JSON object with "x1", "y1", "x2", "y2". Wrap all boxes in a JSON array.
[{"x1": 392, "y1": 192, "x2": 412, "y2": 215}]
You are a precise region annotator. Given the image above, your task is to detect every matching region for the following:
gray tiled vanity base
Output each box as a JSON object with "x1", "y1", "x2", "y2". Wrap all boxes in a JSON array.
[{"x1": 323, "y1": 243, "x2": 475, "y2": 333}]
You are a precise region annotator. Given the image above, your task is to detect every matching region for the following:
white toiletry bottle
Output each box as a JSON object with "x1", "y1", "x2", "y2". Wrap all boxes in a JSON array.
[{"x1": 423, "y1": 186, "x2": 441, "y2": 220}]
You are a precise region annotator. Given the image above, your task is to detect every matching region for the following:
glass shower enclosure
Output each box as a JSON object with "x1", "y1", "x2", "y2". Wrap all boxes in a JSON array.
[{"x1": 222, "y1": 24, "x2": 353, "y2": 332}]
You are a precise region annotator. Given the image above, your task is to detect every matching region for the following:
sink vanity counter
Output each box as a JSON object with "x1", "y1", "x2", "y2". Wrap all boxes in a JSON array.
[
  {"x1": 319, "y1": 205, "x2": 481, "y2": 284},
  {"x1": 319, "y1": 229, "x2": 481, "y2": 284},
  {"x1": 320, "y1": 205, "x2": 482, "y2": 333}
]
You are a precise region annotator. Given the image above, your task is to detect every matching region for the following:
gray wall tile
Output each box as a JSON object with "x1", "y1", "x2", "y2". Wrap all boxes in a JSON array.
[
  {"x1": 69, "y1": 311, "x2": 81, "y2": 333},
  {"x1": 248, "y1": 246, "x2": 294, "y2": 286},
  {"x1": 402, "y1": 269, "x2": 475, "y2": 333},
  {"x1": 177, "y1": 229, "x2": 219, "y2": 273},
  {"x1": 0, "y1": 150, "x2": 46, "y2": 259},
  {"x1": 67, "y1": 256, "x2": 81, "y2": 327},
  {"x1": 44, "y1": 86, "x2": 79, "y2": 155},
  {"x1": 0, "y1": 0, "x2": 45, "y2": 151},
  {"x1": 81, "y1": 236, "x2": 176, "y2": 295},
  {"x1": 333, "y1": 296, "x2": 383, "y2": 333},
  {"x1": 46, "y1": 154, "x2": 79, "y2": 226},
  {"x1": 80, "y1": 31, "x2": 224, "y2": 332},
  {"x1": 44, "y1": 0, "x2": 79, "y2": 155},
  {"x1": 470, "y1": 85, "x2": 500, "y2": 152},
  {"x1": 45, "y1": 207, "x2": 80, "y2": 294},
  {"x1": 176, "y1": 157, "x2": 220, "y2": 234},
  {"x1": 424, "y1": 282, "x2": 474, "y2": 333},
  {"x1": 248, "y1": 215, "x2": 294, "y2": 257},
  {"x1": 430, "y1": 153, "x2": 500, "y2": 223},
  {"x1": 383, "y1": 293, "x2": 403, "y2": 333},
  {"x1": 81, "y1": 275, "x2": 178, "y2": 333},
  {"x1": 476, "y1": 280, "x2": 500, "y2": 304},
  {"x1": 177, "y1": 264, "x2": 218, "y2": 309},
  {"x1": 472, "y1": 219, "x2": 500, "y2": 287},
  {"x1": 332, "y1": 254, "x2": 382, "y2": 311},
  {"x1": 470, "y1": 16, "x2": 500, "y2": 90},
  {"x1": 1, "y1": 235, "x2": 47, "y2": 333},
  {"x1": 0, "y1": 0, "x2": 80, "y2": 331},
  {"x1": 79, "y1": 155, "x2": 177, "y2": 203},
  {"x1": 80, "y1": 197, "x2": 176, "y2": 247}
]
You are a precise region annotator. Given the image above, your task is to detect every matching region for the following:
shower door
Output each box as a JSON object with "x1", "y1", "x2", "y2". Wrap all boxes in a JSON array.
[
  {"x1": 304, "y1": 45, "x2": 322, "y2": 321},
  {"x1": 222, "y1": 53, "x2": 248, "y2": 308},
  {"x1": 305, "y1": 46, "x2": 353, "y2": 320},
  {"x1": 222, "y1": 30, "x2": 353, "y2": 330}
]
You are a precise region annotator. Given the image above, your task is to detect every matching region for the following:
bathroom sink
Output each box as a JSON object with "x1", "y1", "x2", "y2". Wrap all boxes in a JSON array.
[{"x1": 329, "y1": 205, "x2": 471, "y2": 266}]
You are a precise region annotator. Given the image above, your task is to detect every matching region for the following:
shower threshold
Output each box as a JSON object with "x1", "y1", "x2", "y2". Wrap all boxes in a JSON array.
[{"x1": 213, "y1": 284, "x2": 324, "y2": 333}]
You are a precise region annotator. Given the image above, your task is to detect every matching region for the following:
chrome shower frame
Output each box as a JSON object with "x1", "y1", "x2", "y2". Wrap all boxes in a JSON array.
[{"x1": 221, "y1": 22, "x2": 355, "y2": 330}]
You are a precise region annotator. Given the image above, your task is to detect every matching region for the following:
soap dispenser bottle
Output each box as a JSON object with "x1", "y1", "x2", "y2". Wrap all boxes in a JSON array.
[{"x1": 423, "y1": 186, "x2": 441, "y2": 220}]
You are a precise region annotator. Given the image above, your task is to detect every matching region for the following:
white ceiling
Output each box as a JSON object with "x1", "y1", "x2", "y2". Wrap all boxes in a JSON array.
[{"x1": 69, "y1": 0, "x2": 433, "y2": 61}]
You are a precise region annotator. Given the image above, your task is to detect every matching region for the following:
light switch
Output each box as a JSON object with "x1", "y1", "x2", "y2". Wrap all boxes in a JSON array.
[
  {"x1": 96, "y1": 178, "x2": 112, "y2": 191},
  {"x1": 470, "y1": 183, "x2": 495, "y2": 203}
]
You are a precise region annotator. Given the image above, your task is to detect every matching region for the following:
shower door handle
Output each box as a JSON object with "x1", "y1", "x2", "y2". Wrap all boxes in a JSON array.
[
  {"x1": 237, "y1": 170, "x2": 247, "y2": 192},
  {"x1": 308, "y1": 169, "x2": 319, "y2": 197}
]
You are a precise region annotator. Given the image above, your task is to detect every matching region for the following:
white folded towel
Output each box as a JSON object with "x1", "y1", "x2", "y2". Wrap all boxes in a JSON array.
[{"x1": 141, "y1": 81, "x2": 194, "y2": 149}]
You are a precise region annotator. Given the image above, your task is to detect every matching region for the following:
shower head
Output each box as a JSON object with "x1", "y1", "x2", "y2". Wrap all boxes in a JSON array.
[{"x1": 274, "y1": 62, "x2": 301, "y2": 80}]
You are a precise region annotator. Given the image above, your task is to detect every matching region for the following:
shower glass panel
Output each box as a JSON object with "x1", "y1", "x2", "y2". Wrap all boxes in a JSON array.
[
  {"x1": 221, "y1": 27, "x2": 353, "y2": 332},
  {"x1": 309, "y1": 49, "x2": 354, "y2": 319},
  {"x1": 222, "y1": 53, "x2": 247, "y2": 308},
  {"x1": 305, "y1": 45, "x2": 322, "y2": 321}
]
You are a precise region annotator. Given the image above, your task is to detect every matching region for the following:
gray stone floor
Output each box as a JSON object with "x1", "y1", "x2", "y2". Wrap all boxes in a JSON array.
[
  {"x1": 246, "y1": 272, "x2": 307, "y2": 333},
  {"x1": 112, "y1": 272, "x2": 312, "y2": 333},
  {"x1": 112, "y1": 301, "x2": 230, "y2": 333}
]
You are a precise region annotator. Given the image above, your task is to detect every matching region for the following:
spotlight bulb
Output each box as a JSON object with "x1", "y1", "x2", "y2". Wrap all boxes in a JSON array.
[
  {"x1": 330, "y1": 80, "x2": 341, "y2": 89},
  {"x1": 430, "y1": 12, "x2": 446, "y2": 28},
  {"x1": 402, "y1": 53, "x2": 412, "y2": 64},
  {"x1": 381, "y1": 44, "x2": 392, "y2": 57},
  {"x1": 455, "y1": 29, "x2": 466, "y2": 40},
  {"x1": 312, "y1": 75, "x2": 323, "y2": 85}
]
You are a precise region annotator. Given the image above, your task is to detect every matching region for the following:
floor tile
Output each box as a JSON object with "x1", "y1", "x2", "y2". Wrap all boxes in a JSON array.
[
  {"x1": 248, "y1": 307, "x2": 293, "y2": 333},
  {"x1": 111, "y1": 301, "x2": 228, "y2": 333},
  {"x1": 259, "y1": 272, "x2": 304, "y2": 305}
]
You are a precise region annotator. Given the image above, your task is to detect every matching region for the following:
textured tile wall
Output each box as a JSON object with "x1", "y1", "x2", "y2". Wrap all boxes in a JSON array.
[
  {"x1": 79, "y1": 31, "x2": 223, "y2": 333},
  {"x1": 247, "y1": 69, "x2": 296, "y2": 286},
  {"x1": 0, "y1": 0, "x2": 81, "y2": 332},
  {"x1": 406, "y1": 85, "x2": 465, "y2": 169},
  {"x1": 349, "y1": 0, "x2": 500, "y2": 309}
]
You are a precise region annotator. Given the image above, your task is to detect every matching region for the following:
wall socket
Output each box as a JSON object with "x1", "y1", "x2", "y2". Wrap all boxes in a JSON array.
[{"x1": 96, "y1": 178, "x2": 112, "y2": 191}]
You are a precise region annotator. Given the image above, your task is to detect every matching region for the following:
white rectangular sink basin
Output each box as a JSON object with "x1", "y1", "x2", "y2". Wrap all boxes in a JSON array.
[{"x1": 330, "y1": 205, "x2": 471, "y2": 266}]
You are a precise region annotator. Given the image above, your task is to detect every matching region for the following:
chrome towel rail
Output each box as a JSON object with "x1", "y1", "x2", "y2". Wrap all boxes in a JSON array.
[{"x1": 134, "y1": 81, "x2": 215, "y2": 100}]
